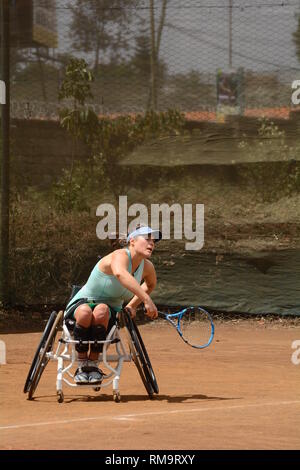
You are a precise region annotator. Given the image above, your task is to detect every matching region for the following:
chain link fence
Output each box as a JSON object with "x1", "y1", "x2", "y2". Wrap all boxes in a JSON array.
[
  {"x1": 2, "y1": 1, "x2": 300, "y2": 312},
  {"x1": 6, "y1": 0, "x2": 300, "y2": 120}
]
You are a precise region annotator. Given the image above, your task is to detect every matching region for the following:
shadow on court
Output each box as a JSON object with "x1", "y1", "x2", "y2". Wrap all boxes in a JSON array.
[{"x1": 29, "y1": 393, "x2": 240, "y2": 404}]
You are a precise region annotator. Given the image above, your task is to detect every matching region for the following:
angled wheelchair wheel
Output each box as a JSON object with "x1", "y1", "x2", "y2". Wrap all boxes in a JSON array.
[
  {"x1": 132, "y1": 318, "x2": 159, "y2": 395},
  {"x1": 24, "y1": 311, "x2": 58, "y2": 394},
  {"x1": 27, "y1": 310, "x2": 63, "y2": 400},
  {"x1": 122, "y1": 310, "x2": 159, "y2": 397}
]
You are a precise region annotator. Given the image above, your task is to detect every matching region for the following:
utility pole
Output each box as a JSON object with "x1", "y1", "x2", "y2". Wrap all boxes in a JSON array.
[
  {"x1": 149, "y1": 0, "x2": 157, "y2": 111},
  {"x1": 0, "y1": 0, "x2": 10, "y2": 305},
  {"x1": 229, "y1": 0, "x2": 233, "y2": 68}
]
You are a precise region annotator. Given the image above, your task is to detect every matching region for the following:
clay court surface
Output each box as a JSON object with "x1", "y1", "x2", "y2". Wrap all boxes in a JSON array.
[{"x1": 0, "y1": 319, "x2": 299, "y2": 450}]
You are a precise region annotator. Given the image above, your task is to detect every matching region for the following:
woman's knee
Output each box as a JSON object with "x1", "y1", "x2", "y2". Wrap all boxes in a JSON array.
[
  {"x1": 92, "y1": 304, "x2": 110, "y2": 328},
  {"x1": 74, "y1": 305, "x2": 93, "y2": 327}
]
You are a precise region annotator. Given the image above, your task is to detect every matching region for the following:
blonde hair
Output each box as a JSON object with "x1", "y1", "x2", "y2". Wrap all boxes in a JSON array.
[{"x1": 109, "y1": 224, "x2": 145, "y2": 250}]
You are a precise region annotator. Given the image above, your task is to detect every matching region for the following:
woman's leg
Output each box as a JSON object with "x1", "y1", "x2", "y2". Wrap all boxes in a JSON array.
[
  {"x1": 74, "y1": 304, "x2": 94, "y2": 328},
  {"x1": 89, "y1": 304, "x2": 110, "y2": 361},
  {"x1": 72, "y1": 305, "x2": 94, "y2": 384},
  {"x1": 73, "y1": 303, "x2": 109, "y2": 384},
  {"x1": 74, "y1": 304, "x2": 93, "y2": 361}
]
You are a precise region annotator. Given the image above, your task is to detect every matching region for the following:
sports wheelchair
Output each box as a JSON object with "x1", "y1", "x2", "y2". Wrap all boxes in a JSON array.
[{"x1": 23, "y1": 289, "x2": 159, "y2": 403}]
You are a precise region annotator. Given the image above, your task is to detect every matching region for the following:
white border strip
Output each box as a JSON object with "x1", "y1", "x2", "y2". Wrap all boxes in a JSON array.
[{"x1": 1, "y1": 400, "x2": 300, "y2": 431}]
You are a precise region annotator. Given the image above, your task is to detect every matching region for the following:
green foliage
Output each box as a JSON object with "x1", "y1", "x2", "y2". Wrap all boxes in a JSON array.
[
  {"x1": 59, "y1": 107, "x2": 100, "y2": 145},
  {"x1": 133, "y1": 109, "x2": 185, "y2": 138},
  {"x1": 97, "y1": 109, "x2": 184, "y2": 158},
  {"x1": 52, "y1": 167, "x2": 90, "y2": 213},
  {"x1": 59, "y1": 59, "x2": 99, "y2": 145},
  {"x1": 59, "y1": 58, "x2": 93, "y2": 106},
  {"x1": 238, "y1": 118, "x2": 300, "y2": 201},
  {"x1": 55, "y1": 59, "x2": 99, "y2": 211}
]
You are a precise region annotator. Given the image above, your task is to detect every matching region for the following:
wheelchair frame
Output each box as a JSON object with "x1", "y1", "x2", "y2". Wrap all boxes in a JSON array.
[{"x1": 24, "y1": 309, "x2": 159, "y2": 403}]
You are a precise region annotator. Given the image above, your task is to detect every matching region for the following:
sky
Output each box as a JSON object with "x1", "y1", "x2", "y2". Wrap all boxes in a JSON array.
[{"x1": 55, "y1": 0, "x2": 300, "y2": 79}]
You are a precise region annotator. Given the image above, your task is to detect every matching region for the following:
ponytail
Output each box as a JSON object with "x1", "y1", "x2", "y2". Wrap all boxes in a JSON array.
[
  {"x1": 109, "y1": 224, "x2": 147, "y2": 249},
  {"x1": 109, "y1": 232, "x2": 128, "y2": 250}
]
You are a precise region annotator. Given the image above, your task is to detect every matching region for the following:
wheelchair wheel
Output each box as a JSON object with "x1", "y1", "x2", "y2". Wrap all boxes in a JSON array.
[
  {"x1": 27, "y1": 310, "x2": 63, "y2": 400},
  {"x1": 113, "y1": 391, "x2": 121, "y2": 403},
  {"x1": 122, "y1": 310, "x2": 159, "y2": 397},
  {"x1": 24, "y1": 311, "x2": 58, "y2": 394},
  {"x1": 57, "y1": 390, "x2": 64, "y2": 403},
  {"x1": 132, "y1": 317, "x2": 159, "y2": 395}
]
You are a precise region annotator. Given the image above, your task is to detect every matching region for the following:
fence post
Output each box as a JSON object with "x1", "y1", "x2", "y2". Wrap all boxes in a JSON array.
[{"x1": 0, "y1": 0, "x2": 10, "y2": 305}]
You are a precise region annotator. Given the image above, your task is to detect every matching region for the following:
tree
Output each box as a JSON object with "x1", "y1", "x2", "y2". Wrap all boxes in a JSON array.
[
  {"x1": 132, "y1": 31, "x2": 152, "y2": 80},
  {"x1": 56, "y1": 58, "x2": 99, "y2": 212},
  {"x1": 130, "y1": 28, "x2": 166, "y2": 109},
  {"x1": 69, "y1": 0, "x2": 135, "y2": 75},
  {"x1": 149, "y1": 0, "x2": 168, "y2": 110}
]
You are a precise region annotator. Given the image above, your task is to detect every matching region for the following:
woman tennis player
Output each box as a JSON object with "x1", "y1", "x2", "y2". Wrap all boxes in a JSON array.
[{"x1": 64, "y1": 225, "x2": 162, "y2": 385}]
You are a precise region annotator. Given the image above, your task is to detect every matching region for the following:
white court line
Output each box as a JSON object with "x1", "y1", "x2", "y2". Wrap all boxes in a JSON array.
[
  {"x1": 0, "y1": 400, "x2": 299, "y2": 431},
  {"x1": 1, "y1": 400, "x2": 300, "y2": 430}
]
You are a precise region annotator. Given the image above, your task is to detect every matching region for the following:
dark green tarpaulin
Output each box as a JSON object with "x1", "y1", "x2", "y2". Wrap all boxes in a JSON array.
[{"x1": 152, "y1": 249, "x2": 300, "y2": 316}]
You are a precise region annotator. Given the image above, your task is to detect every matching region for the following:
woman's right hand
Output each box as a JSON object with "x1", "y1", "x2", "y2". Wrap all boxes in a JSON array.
[{"x1": 144, "y1": 297, "x2": 158, "y2": 320}]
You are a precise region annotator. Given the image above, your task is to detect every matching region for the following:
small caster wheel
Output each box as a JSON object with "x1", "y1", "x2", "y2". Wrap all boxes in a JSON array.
[
  {"x1": 57, "y1": 390, "x2": 64, "y2": 403},
  {"x1": 113, "y1": 391, "x2": 121, "y2": 403},
  {"x1": 93, "y1": 387, "x2": 101, "y2": 392}
]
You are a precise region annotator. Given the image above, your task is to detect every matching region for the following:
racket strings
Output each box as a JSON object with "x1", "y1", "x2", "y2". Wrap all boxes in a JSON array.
[{"x1": 180, "y1": 308, "x2": 212, "y2": 347}]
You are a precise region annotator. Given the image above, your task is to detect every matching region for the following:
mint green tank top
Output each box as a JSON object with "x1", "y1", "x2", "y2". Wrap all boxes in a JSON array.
[{"x1": 66, "y1": 248, "x2": 144, "y2": 312}]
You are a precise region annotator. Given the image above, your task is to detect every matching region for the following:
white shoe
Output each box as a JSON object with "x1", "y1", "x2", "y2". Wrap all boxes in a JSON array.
[
  {"x1": 87, "y1": 361, "x2": 103, "y2": 384},
  {"x1": 74, "y1": 361, "x2": 89, "y2": 384}
]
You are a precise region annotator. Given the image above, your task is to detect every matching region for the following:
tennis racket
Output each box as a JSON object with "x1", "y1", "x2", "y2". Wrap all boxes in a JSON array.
[{"x1": 156, "y1": 306, "x2": 214, "y2": 349}]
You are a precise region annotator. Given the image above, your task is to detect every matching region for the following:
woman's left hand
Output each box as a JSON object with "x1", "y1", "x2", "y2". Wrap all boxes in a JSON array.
[{"x1": 125, "y1": 305, "x2": 137, "y2": 318}]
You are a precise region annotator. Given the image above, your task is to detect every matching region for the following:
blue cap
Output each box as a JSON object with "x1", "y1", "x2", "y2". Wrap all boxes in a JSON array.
[{"x1": 127, "y1": 226, "x2": 162, "y2": 243}]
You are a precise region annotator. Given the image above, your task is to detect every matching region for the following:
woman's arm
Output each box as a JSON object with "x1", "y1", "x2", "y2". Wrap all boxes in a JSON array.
[
  {"x1": 125, "y1": 260, "x2": 157, "y2": 314},
  {"x1": 111, "y1": 251, "x2": 157, "y2": 318}
]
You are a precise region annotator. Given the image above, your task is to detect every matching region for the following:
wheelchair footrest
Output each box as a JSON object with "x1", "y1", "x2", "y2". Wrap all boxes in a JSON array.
[{"x1": 59, "y1": 338, "x2": 120, "y2": 345}]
